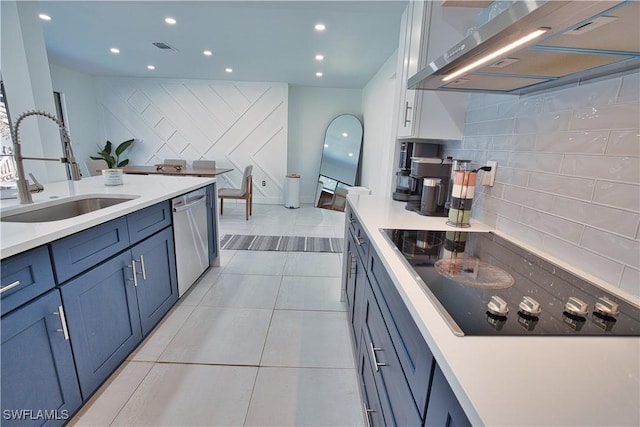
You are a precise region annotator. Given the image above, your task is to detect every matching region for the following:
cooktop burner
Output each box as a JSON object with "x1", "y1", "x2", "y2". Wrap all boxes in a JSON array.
[{"x1": 381, "y1": 229, "x2": 640, "y2": 337}]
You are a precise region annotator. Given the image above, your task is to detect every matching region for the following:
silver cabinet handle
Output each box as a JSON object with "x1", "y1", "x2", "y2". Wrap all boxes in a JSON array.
[
  {"x1": 0, "y1": 280, "x2": 20, "y2": 294},
  {"x1": 129, "y1": 260, "x2": 138, "y2": 287},
  {"x1": 347, "y1": 253, "x2": 357, "y2": 279},
  {"x1": 403, "y1": 101, "x2": 412, "y2": 126},
  {"x1": 356, "y1": 237, "x2": 365, "y2": 247},
  {"x1": 349, "y1": 217, "x2": 356, "y2": 224},
  {"x1": 369, "y1": 342, "x2": 386, "y2": 372},
  {"x1": 137, "y1": 255, "x2": 147, "y2": 280},
  {"x1": 364, "y1": 405, "x2": 375, "y2": 427},
  {"x1": 54, "y1": 305, "x2": 70, "y2": 340}
]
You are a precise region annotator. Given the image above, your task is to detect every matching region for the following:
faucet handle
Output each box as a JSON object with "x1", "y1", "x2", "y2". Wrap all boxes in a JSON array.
[{"x1": 28, "y1": 173, "x2": 44, "y2": 193}]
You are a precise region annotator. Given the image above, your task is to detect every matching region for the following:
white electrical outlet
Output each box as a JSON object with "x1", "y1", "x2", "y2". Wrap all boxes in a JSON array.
[{"x1": 482, "y1": 160, "x2": 497, "y2": 186}]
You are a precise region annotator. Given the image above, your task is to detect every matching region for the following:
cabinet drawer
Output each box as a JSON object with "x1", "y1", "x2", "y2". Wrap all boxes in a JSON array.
[
  {"x1": 368, "y1": 247, "x2": 434, "y2": 415},
  {"x1": 1, "y1": 246, "x2": 55, "y2": 315},
  {"x1": 51, "y1": 217, "x2": 130, "y2": 283},
  {"x1": 127, "y1": 200, "x2": 171, "y2": 244},
  {"x1": 359, "y1": 330, "x2": 389, "y2": 427},
  {"x1": 362, "y1": 283, "x2": 423, "y2": 426},
  {"x1": 1, "y1": 289, "x2": 82, "y2": 426}
]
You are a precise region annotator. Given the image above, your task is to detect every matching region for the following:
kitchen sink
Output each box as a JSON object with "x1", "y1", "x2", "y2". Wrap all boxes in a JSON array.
[{"x1": 0, "y1": 195, "x2": 139, "y2": 223}]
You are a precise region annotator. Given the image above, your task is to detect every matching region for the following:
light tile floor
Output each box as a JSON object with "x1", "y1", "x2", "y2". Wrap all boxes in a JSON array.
[{"x1": 69, "y1": 203, "x2": 364, "y2": 427}]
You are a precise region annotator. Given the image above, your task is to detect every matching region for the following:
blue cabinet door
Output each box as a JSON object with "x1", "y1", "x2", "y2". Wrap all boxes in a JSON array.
[
  {"x1": 206, "y1": 184, "x2": 218, "y2": 266},
  {"x1": 131, "y1": 227, "x2": 178, "y2": 336},
  {"x1": 425, "y1": 365, "x2": 472, "y2": 427},
  {"x1": 60, "y1": 251, "x2": 142, "y2": 399},
  {"x1": 1, "y1": 290, "x2": 82, "y2": 427},
  {"x1": 344, "y1": 231, "x2": 358, "y2": 337}
]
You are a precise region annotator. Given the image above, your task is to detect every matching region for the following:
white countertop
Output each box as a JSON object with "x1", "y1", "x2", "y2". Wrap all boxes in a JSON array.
[
  {"x1": 0, "y1": 175, "x2": 215, "y2": 259},
  {"x1": 348, "y1": 194, "x2": 640, "y2": 427}
]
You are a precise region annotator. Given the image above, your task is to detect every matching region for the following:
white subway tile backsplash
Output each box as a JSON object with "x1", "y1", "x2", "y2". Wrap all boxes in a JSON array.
[
  {"x1": 496, "y1": 216, "x2": 546, "y2": 248},
  {"x1": 515, "y1": 110, "x2": 571, "y2": 134},
  {"x1": 560, "y1": 155, "x2": 639, "y2": 183},
  {"x1": 502, "y1": 185, "x2": 554, "y2": 209},
  {"x1": 465, "y1": 118, "x2": 515, "y2": 136},
  {"x1": 495, "y1": 166, "x2": 530, "y2": 186},
  {"x1": 550, "y1": 197, "x2": 638, "y2": 238},
  {"x1": 542, "y1": 235, "x2": 624, "y2": 287},
  {"x1": 618, "y1": 73, "x2": 640, "y2": 103},
  {"x1": 605, "y1": 130, "x2": 640, "y2": 157},
  {"x1": 527, "y1": 173, "x2": 594, "y2": 201},
  {"x1": 542, "y1": 78, "x2": 620, "y2": 113},
  {"x1": 463, "y1": 136, "x2": 492, "y2": 149},
  {"x1": 457, "y1": 74, "x2": 639, "y2": 291},
  {"x1": 480, "y1": 194, "x2": 522, "y2": 220},
  {"x1": 466, "y1": 105, "x2": 499, "y2": 123},
  {"x1": 508, "y1": 152, "x2": 563, "y2": 173},
  {"x1": 570, "y1": 102, "x2": 640, "y2": 131},
  {"x1": 620, "y1": 266, "x2": 640, "y2": 297},
  {"x1": 593, "y1": 181, "x2": 640, "y2": 212},
  {"x1": 534, "y1": 131, "x2": 608, "y2": 154},
  {"x1": 581, "y1": 228, "x2": 640, "y2": 268},
  {"x1": 520, "y1": 209, "x2": 584, "y2": 243},
  {"x1": 491, "y1": 134, "x2": 536, "y2": 151}
]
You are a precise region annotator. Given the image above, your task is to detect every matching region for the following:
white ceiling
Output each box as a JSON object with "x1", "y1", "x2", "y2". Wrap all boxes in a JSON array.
[{"x1": 39, "y1": 0, "x2": 408, "y2": 89}]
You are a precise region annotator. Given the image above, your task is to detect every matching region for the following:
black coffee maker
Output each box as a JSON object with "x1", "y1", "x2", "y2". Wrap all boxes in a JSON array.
[
  {"x1": 405, "y1": 157, "x2": 452, "y2": 216},
  {"x1": 392, "y1": 142, "x2": 441, "y2": 202}
]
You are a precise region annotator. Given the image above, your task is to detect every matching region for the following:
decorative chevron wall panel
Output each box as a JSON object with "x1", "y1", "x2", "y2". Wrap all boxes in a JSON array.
[{"x1": 94, "y1": 77, "x2": 288, "y2": 204}]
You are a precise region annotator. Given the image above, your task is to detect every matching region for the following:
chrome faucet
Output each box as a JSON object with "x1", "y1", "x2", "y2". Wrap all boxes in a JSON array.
[{"x1": 11, "y1": 110, "x2": 81, "y2": 204}]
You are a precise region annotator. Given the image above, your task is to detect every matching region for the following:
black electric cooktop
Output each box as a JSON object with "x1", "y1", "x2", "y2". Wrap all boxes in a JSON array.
[{"x1": 381, "y1": 229, "x2": 640, "y2": 337}]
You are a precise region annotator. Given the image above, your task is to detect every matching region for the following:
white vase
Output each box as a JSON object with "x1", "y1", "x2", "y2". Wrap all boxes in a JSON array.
[{"x1": 102, "y1": 168, "x2": 124, "y2": 186}]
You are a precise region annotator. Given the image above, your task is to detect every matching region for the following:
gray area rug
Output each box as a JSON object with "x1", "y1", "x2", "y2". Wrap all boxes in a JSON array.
[{"x1": 221, "y1": 234, "x2": 343, "y2": 253}]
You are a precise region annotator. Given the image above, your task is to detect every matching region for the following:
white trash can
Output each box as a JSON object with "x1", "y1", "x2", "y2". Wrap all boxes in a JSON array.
[{"x1": 284, "y1": 174, "x2": 301, "y2": 209}]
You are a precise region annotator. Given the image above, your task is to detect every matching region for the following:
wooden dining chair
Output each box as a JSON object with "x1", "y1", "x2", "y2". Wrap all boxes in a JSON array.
[
  {"x1": 218, "y1": 165, "x2": 253, "y2": 220},
  {"x1": 192, "y1": 160, "x2": 216, "y2": 169},
  {"x1": 85, "y1": 159, "x2": 108, "y2": 176}
]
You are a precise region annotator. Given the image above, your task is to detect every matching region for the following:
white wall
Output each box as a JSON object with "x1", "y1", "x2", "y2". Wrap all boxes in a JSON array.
[
  {"x1": 1, "y1": 1, "x2": 65, "y2": 183},
  {"x1": 49, "y1": 63, "x2": 101, "y2": 176},
  {"x1": 288, "y1": 86, "x2": 362, "y2": 203},
  {"x1": 92, "y1": 77, "x2": 288, "y2": 204},
  {"x1": 360, "y1": 51, "x2": 398, "y2": 197},
  {"x1": 442, "y1": 73, "x2": 640, "y2": 298}
]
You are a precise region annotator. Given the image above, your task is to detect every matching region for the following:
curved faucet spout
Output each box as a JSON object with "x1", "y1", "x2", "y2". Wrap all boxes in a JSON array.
[{"x1": 11, "y1": 109, "x2": 81, "y2": 204}]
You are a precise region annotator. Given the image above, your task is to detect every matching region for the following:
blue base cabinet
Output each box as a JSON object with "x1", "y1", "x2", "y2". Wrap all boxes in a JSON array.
[
  {"x1": 60, "y1": 251, "x2": 142, "y2": 399},
  {"x1": 343, "y1": 205, "x2": 472, "y2": 427},
  {"x1": 1, "y1": 290, "x2": 82, "y2": 427},
  {"x1": 132, "y1": 227, "x2": 178, "y2": 336}
]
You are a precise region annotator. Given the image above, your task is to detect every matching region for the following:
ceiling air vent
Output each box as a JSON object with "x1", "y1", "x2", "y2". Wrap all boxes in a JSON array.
[{"x1": 152, "y1": 42, "x2": 177, "y2": 51}]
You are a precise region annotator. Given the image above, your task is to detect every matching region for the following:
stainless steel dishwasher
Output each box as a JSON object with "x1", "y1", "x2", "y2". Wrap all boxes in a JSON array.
[{"x1": 172, "y1": 188, "x2": 209, "y2": 296}]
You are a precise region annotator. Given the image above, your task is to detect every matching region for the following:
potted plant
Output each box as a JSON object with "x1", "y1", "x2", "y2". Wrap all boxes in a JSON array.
[{"x1": 90, "y1": 139, "x2": 134, "y2": 185}]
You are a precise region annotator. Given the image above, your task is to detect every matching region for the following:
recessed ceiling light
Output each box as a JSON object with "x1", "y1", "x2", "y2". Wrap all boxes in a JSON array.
[
  {"x1": 324, "y1": 144, "x2": 329, "y2": 148},
  {"x1": 147, "y1": 65, "x2": 156, "y2": 70},
  {"x1": 110, "y1": 47, "x2": 120, "y2": 54},
  {"x1": 203, "y1": 50, "x2": 213, "y2": 56},
  {"x1": 165, "y1": 17, "x2": 176, "y2": 25},
  {"x1": 348, "y1": 153, "x2": 354, "y2": 157},
  {"x1": 314, "y1": 23, "x2": 326, "y2": 31},
  {"x1": 315, "y1": 54, "x2": 324, "y2": 61},
  {"x1": 225, "y1": 68, "x2": 233, "y2": 73},
  {"x1": 342, "y1": 132, "x2": 348, "y2": 137},
  {"x1": 316, "y1": 72, "x2": 323, "y2": 77},
  {"x1": 38, "y1": 13, "x2": 51, "y2": 21}
]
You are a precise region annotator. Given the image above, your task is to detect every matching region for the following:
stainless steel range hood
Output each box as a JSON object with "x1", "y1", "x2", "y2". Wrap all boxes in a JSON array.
[{"x1": 408, "y1": 1, "x2": 640, "y2": 95}]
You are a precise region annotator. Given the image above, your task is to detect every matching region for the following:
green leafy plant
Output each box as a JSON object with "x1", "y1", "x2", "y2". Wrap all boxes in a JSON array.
[{"x1": 90, "y1": 139, "x2": 135, "y2": 169}]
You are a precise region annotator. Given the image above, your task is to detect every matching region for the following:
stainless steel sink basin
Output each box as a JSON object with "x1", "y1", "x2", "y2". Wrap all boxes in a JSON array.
[{"x1": 0, "y1": 195, "x2": 139, "y2": 223}]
